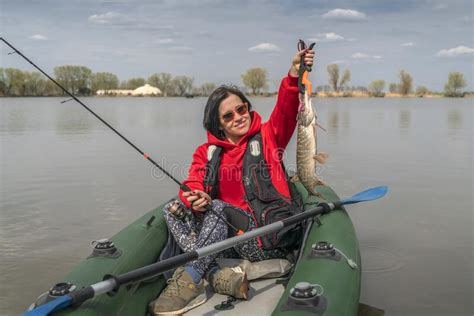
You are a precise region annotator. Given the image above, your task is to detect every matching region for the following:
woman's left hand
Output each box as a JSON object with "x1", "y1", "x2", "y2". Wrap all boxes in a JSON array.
[{"x1": 289, "y1": 48, "x2": 315, "y2": 77}]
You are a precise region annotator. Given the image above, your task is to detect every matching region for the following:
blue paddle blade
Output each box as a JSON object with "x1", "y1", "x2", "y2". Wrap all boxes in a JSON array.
[
  {"x1": 340, "y1": 186, "x2": 388, "y2": 205},
  {"x1": 22, "y1": 295, "x2": 72, "y2": 316}
]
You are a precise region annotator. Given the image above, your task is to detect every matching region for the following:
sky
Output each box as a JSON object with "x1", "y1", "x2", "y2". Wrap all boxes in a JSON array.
[{"x1": 1, "y1": 0, "x2": 473, "y2": 91}]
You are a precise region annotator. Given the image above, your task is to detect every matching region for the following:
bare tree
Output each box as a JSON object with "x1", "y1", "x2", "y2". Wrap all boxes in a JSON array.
[
  {"x1": 327, "y1": 64, "x2": 339, "y2": 92},
  {"x1": 171, "y1": 76, "x2": 194, "y2": 96},
  {"x1": 398, "y1": 70, "x2": 413, "y2": 95},
  {"x1": 241, "y1": 68, "x2": 268, "y2": 95},
  {"x1": 121, "y1": 77, "x2": 146, "y2": 90},
  {"x1": 416, "y1": 86, "x2": 429, "y2": 97},
  {"x1": 339, "y1": 69, "x2": 351, "y2": 90},
  {"x1": 200, "y1": 82, "x2": 216, "y2": 96},
  {"x1": 148, "y1": 73, "x2": 173, "y2": 96},
  {"x1": 327, "y1": 64, "x2": 351, "y2": 92},
  {"x1": 91, "y1": 72, "x2": 119, "y2": 93},
  {"x1": 444, "y1": 72, "x2": 466, "y2": 97},
  {"x1": 54, "y1": 65, "x2": 93, "y2": 95},
  {"x1": 368, "y1": 80, "x2": 385, "y2": 97},
  {"x1": 389, "y1": 83, "x2": 399, "y2": 93}
]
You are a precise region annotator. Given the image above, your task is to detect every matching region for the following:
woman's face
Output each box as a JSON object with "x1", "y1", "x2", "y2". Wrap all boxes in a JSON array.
[{"x1": 218, "y1": 94, "x2": 251, "y2": 143}]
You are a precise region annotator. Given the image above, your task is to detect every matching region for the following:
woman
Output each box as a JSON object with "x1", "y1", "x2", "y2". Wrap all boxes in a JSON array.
[{"x1": 150, "y1": 46, "x2": 314, "y2": 316}]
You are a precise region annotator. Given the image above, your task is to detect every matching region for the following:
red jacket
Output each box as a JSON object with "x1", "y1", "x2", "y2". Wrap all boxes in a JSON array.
[{"x1": 179, "y1": 74, "x2": 300, "y2": 213}]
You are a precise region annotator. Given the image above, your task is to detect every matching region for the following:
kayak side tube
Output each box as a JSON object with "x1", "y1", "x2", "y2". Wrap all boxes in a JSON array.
[
  {"x1": 272, "y1": 184, "x2": 361, "y2": 316},
  {"x1": 53, "y1": 203, "x2": 170, "y2": 316}
]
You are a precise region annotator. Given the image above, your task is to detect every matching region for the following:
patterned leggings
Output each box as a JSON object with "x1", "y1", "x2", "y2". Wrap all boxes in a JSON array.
[{"x1": 163, "y1": 199, "x2": 285, "y2": 277}]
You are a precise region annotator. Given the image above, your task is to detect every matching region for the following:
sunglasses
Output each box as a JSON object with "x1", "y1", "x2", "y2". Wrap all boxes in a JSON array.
[{"x1": 221, "y1": 103, "x2": 249, "y2": 123}]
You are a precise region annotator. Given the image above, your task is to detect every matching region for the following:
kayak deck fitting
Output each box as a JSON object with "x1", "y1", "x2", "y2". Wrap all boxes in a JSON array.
[{"x1": 34, "y1": 182, "x2": 361, "y2": 316}]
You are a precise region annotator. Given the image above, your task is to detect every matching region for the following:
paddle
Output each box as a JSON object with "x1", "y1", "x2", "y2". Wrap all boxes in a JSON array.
[{"x1": 23, "y1": 186, "x2": 387, "y2": 316}]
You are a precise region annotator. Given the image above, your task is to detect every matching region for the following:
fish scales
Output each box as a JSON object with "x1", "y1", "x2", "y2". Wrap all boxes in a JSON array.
[{"x1": 296, "y1": 93, "x2": 327, "y2": 196}]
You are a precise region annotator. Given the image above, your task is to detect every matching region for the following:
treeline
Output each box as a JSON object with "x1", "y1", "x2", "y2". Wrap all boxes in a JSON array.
[
  {"x1": 319, "y1": 64, "x2": 469, "y2": 98},
  {"x1": 0, "y1": 66, "x2": 216, "y2": 97},
  {"x1": 0, "y1": 65, "x2": 469, "y2": 98}
]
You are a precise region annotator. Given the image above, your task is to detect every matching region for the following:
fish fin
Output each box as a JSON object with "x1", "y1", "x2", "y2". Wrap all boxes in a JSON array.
[
  {"x1": 313, "y1": 152, "x2": 329, "y2": 164},
  {"x1": 316, "y1": 178, "x2": 326, "y2": 186},
  {"x1": 316, "y1": 122, "x2": 327, "y2": 132},
  {"x1": 290, "y1": 174, "x2": 300, "y2": 183}
]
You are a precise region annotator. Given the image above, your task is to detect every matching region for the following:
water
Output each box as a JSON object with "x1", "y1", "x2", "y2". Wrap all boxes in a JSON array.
[{"x1": 0, "y1": 97, "x2": 472, "y2": 315}]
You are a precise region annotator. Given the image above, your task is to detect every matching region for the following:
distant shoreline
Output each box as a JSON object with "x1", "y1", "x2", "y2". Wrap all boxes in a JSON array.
[{"x1": 1, "y1": 93, "x2": 472, "y2": 98}]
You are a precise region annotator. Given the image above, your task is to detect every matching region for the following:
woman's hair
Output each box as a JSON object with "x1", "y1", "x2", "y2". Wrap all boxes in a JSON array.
[{"x1": 203, "y1": 85, "x2": 252, "y2": 139}]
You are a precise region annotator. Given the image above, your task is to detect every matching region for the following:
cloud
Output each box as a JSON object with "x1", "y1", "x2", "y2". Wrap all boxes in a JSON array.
[
  {"x1": 322, "y1": 9, "x2": 367, "y2": 21},
  {"x1": 30, "y1": 34, "x2": 47, "y2": 40},
  {"x1": 436, "y1": 45, "x2": 474, "y2": 57},
  {"x1": 351, "y1": 53, "x2": 382, "y2": 60},
  {"x1": 88, "y1": 12, "x2": 130, "y2": 25},
  {"x1": 401, "y1": 42, "x2": 415, "y2": 47},
  {"x1": 311, "y1": 32, "x2": 344, "y2": 42},
  {"x1": 88, "y1": 12, "x2": 174, "y2": 32},
  {"x1": 248, "y1": 43, "x2": 280, "y2": 53}
]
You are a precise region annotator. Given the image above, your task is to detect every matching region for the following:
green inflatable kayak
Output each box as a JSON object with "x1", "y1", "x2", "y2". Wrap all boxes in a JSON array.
[{"x1": 28, "y1": 182, "x2": 361, "y2": 316}]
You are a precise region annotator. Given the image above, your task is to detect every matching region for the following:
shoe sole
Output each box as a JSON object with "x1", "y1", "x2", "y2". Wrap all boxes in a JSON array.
[{"x1": 153, "y1": 292, "x2": 207, "y2": 315}]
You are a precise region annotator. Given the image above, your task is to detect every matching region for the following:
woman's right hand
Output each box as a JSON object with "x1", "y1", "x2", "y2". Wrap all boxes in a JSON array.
[
  {"x1": 182, "y1": 190, "x2": 212, "y2": 212},
  {"x1": 289, "y1": 48, "x2": 315, "y2": 77}
]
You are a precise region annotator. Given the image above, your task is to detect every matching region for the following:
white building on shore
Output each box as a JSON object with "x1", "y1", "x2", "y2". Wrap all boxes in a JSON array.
[{"x1": 96, "y1": 84, "x2": 162, "y2": 96}]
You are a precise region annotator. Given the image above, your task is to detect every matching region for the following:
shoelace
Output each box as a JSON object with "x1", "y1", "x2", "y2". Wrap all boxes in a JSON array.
[{"x1": 163, "y1": 271, "x2": 184, "y2": 296}]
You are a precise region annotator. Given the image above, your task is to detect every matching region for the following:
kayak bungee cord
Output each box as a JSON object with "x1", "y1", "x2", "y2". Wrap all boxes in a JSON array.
[
  {"x1": 0, "y1": 36, "x2": 243, "y2": 235},
  {"x1": 22, "y1": 186, "x2": 388, "y2": 316}
]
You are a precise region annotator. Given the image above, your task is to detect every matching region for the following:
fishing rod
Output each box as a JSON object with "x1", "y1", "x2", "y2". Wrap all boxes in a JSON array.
[
  {"x1": 0, "y1": 36, "x2": 242, "y2": 233},
  {"x1": 23, "y1": 186, "x2": 388, "y2": 316},
  {"x1": 1, "y1": 36, "x2": 183, "y2": 189}
]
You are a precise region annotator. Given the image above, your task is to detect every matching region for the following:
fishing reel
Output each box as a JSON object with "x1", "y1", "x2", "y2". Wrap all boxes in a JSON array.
[
  {"x1": 169, "y1": 200, "x2": 192, "y2": 222},
  {"x1": 169, "y1": 200, "x2": 196, "y2": 234}
]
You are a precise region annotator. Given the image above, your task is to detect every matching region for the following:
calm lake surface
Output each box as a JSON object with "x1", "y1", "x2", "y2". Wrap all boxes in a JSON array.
[{"x1": 0, "y1": 97, "x2": 472, "y2": 315}]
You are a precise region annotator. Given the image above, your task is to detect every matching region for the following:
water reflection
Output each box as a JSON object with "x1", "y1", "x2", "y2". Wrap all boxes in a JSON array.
[
  {"x1": 4, "y1": 107, "x2": 27, "y2": 134},
  {"x1": 328, "y1": 111, "x2": 338, "y2": 128},
  {"x1": 55, "y1": 107, "x2": 94, "y2": 135},
  {"x1": 447, "y1": 109, "x2": 462, "y2": 130},
  {"x1": 328, "y1": 111, "x2": 339, "y2": 140},
  {"x1": 342, "y1": 111, "x2": 350, "y2": 128},
  {"x1": 326, "y1": 110, "x2": 351, "y2": 142},
  {"x1": 398, "y1": 110, "x2": 411, "y2": 129}
]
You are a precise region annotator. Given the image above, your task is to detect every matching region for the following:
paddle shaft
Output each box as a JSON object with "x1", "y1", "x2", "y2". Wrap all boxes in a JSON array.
[
  {"x1": 24, "y1": 185, "x2": 387, "y2": 315},
  {"x1": 65, "y1": 202, "x2": 336, "y2": 305}
]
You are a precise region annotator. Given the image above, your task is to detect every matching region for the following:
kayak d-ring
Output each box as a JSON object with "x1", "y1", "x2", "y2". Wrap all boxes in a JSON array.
[
  {"x1": 88, "y1": 238, "x2": 122, "y2": 259},
  {"x1": 308, "y1": 241, "x2": 342, "y2": 261},
  {"x1": 282, "y1": 282, "x2": 327, "y2": 314},
  {"x1": 214, "y1": 296, "x2": 236, "y2": 311}
]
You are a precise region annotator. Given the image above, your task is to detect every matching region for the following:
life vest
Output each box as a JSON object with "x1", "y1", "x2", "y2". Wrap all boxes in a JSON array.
[{"x1": 204, "y1": 133, "x2": 304, "y2": 250}]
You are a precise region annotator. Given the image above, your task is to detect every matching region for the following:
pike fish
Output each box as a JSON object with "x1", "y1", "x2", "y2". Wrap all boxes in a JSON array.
[{"x1": 295, "y1": 41, "x2": 328, "y2": 196}]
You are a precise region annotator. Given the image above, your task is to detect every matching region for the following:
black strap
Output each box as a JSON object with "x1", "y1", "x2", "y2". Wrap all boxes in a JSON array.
[{"x1": 204, "y1": 145, "x2": 222, "y2": 199}]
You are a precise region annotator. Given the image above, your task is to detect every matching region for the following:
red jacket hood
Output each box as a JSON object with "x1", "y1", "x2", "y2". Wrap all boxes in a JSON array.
[{"x1": 206, "y1": 111, "x2": 262, "y2": 148}]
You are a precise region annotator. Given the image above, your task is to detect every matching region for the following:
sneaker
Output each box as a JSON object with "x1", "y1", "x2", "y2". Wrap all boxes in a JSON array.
[
  {"x1": 210, "y1": 267, "x2": 249, "y2": 300},
  {"x1": 149, "y1": 267, "x2": 206, "y2": 315}
]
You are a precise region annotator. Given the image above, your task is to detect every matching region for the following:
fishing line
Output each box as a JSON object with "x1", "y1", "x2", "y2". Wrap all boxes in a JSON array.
[
  {"x1": 0, "y1": 37, "x2": 242, "y2": 234},
  {"x1": 1, "y1": 37, "x2": 184, "y2": 189}
]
